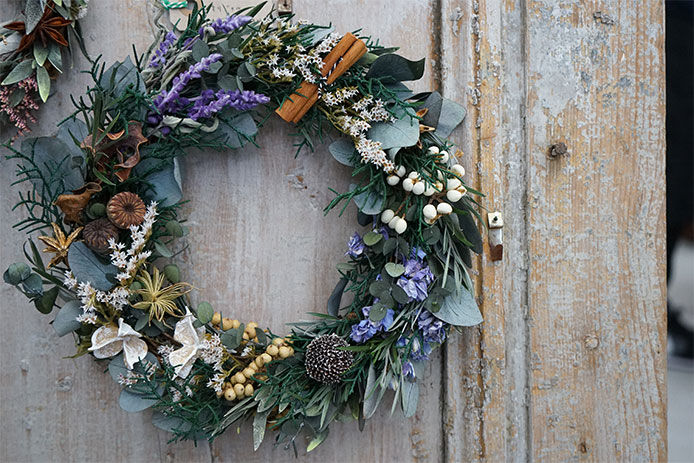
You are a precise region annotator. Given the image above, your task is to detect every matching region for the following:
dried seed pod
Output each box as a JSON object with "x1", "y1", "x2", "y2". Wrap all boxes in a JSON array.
[
  {"x1": 305, "y1": 334, "x2": 354, "y2": 384},
  {"x1": 83, "y1": 218, "x2": 119, "y2": 254},
  {"x1": 107, "y1": 192, "x2": 146, "y2": 229}
]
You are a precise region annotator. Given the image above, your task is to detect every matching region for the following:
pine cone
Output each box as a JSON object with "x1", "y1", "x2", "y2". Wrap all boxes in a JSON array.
[
  {"x1": 107, "y1": 192, "x2": 146, "y2": 229},
  {"x1": 304, "y1": 334, "x2": 353, "y2": 384},
  {"x1": 83, "y1": 218, "x2": 119, "y2": 254}
]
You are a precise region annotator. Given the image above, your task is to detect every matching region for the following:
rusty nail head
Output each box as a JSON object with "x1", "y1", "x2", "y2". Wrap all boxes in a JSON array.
[
  {"x1": 277, "y1": 0, "x2": 293, "y2": 14},
  {"x1": 549, "y1": 142, "x2": 567, "y2": 158}
]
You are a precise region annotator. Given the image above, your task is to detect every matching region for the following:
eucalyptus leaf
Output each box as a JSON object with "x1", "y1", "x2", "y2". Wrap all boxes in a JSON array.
[
  {"x1": 435, "y1": 287, "x2": 482, "y2": 326},
  {"x1": 367, "y1": 110, "x2": 419, "y2": 150},
  {"x1": 435, "y1": 98, "x2": 466, "y2": 138},
  {"x1": 366, "y1": 54, "x2": 425, "y2": 83},
  {"x1": 401, "y1": 380, "x2": 419, "y2": 418},
  {"x1": 384, "y1": 262, "x2": 405, "y2": 278},
  {"x1": 363, "y1": 364, "x2": 386, "y2": 419},
  {"x1": 68, "y1": 242, "x2": 117, "y2": 291},
  {"x1": 24, "y1": 0, "x2": 45, "y2": 34},
  {"x1": 327, "y1": 278, "x2": 348, "y2": 316},
  {"x1": 219, "y1": 111, "x2": 257, "y2": 148},
  {"x1": 192, "y1": 40, "x2": 210, "y2": 61},
  {"x1": 391, "y1": 284, "x2": 410, "y2": 305},
  {"x1": 352, "y1": 185, "x2": 385, "y2": 215},
  {"x1": 196, "y1": 301, "x2": 214, "y2": 324},
  {"x1": 22, "y1": 273, "x2": 43, "y2": 297},
  {"x1": 99, "y1": 57, "x2": 144, "y2": 95},
  {"x1": 34, "y1": 285, "x2": 58, "y2": 314},
  {"x1": 369, "y1": 304, "x2": 387, "y2": 323},
  {"x1": 252, "y1": 409, "x2": 271, "y2": 451},
  {"x1": 119, "y1": 388, "x2": 157, "y2": 412},
  {"x1": 36, "y1": 65, "x2": 50, "y2": 102},
  {"x1": 2, "y1": 60, "x2": 34, "y2": 85},
  {"x1": 57, "y1": 117, "x2": 89, "y2": 160},
  {"x1": 217, "y1": 74, "x2": 238, "y2": 90},
  {"x1": 33, "y1": 43, "x2": 49, "y2": 66},
  {"x1": 142, "y1": 163, "x2": 182, "y2": 207},
  {"x1": 362, "y1": 231, "x2": 383, "y2": 246},
  {"x1": 154, "y1": 241, "x2": 173, "y2": 258},
  {"x1": 152, "y1": 411, "x2": 193, "y2": 433},
  {"x1": 458, "y1": 212, "x2": 483, "y2": 254},
  {"x1": 20, "y1": 136, "x2": 85, "y2": 195},
  {"x1": 328, "y1": 138, "x2": 356, "y2": 166},
  {"x1": 4, "y1": 262, "x2": 31, "y2": 285}
]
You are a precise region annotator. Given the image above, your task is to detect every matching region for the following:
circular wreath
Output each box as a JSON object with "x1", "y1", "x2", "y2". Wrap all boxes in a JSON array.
[{"x1": 4, "y1": 3, "x2": 485, "y2": 452}]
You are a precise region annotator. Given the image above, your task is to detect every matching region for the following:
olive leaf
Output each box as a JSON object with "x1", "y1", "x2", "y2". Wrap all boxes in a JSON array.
[{"x1": 2, "y1": 60, "x2": 35, "y2": 85}]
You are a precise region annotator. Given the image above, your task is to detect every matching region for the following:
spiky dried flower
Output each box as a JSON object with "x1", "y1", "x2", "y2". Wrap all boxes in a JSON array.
[
  {"x1": 132, "y1": 266, "x2": 191, "y2": 323},
  {"x1": 304, "y1": 334, "x2": 354, "y2": 384},
  {"x1": 107, "y1": 192, "x2": 146, "y2": 229},
  {"x1": 37, "y1": 222, "x2": 82, "y2": 268}
]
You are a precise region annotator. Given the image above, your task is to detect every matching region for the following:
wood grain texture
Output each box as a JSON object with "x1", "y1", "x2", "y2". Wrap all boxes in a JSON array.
[
  {"x1": 523, "y1": 1, "x2": 667, "y2": 461},
  {"x1": 0, "y1": 0, "x2": 666, "y2": 462}
]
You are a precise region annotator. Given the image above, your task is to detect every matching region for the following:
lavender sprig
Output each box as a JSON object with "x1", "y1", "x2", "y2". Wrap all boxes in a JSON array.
[
  {"x1": 187, "y1": 89, "x2": 270, "y2": 121},
  {"x1": 149, "y1": 31, "x2": 177, "y2": 68},
  {"x1": 199, "y1": 15, "x2": 252, "y2": 37},
  {"x1": 153, "y1": 53, "x2": 223, "y2": 114}
]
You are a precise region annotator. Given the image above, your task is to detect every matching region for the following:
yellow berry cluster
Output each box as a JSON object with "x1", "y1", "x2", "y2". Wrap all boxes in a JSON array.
[{"x1": 210, "y1": 312, "x2": 296, "y2": 403}]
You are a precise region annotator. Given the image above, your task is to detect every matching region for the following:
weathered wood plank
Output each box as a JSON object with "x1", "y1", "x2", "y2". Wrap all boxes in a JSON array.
[{"x1": 523, "y1": 1, "x2": 667, "y2": 461}]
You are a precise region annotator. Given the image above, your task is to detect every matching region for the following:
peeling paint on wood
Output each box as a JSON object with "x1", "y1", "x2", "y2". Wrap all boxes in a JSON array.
[{"x1": 0, "y1": 0, "x2": 665, "y2": 461}]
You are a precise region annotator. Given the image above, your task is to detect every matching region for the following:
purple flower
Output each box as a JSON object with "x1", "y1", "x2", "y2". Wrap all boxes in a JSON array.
[
  {"x1": 153, "y1": 53, "x2": 223, "y2": 114},
  {"x1": 409, "y1": 337, "x2": 432, "y2": 361},
  {"x1": 149, "y1": 31, "x2": 177, "y2": 68},
  {"x1": 417, "y1": 310, "x2": 447, "y2": 344},
  {"x1": 345, "y1": 232, "x2": 365, "y2": 258},
  {"x1": 396, "y1": 255, "x2": 434, "y2": 302},
  {"x1": 187, "y1": 89, "x2": 270, "y2": 120},
  {"x1": 199, "y1": 15, "x2": 252, "y2": 36},
  {"x1": 349, "y1": 305, "x2": 394, "y2": 343},
  {"x1": 402, "y1": 361, "x2": 416, "y2": 381},
  {"x1": 350, "y1": 320, "x2": 378, "y2": 343},
  {"x1": 377, "y1": 226, "x2": 389, "y2": 240}
]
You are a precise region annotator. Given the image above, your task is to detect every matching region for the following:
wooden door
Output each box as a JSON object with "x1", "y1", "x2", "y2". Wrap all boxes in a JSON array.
[{"x1": 0, "y1": 0, "x2": 666, "y2": 461}]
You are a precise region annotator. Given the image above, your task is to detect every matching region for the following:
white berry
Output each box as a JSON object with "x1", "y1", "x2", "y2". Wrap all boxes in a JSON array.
[
  {"x1": 439, "y1": 151, "x2": 449, "y2": 163},
  {"x1": 395, "y1": 219, "x2": 407, "y2": 234},
  {"x1": 412, "y1": 182, "x2": 425, "y2": 195},
  {"x1": 446, "y1": 178, "x2": 462, "y2": 191},
  {"x1": 437, "y1": 202, "x2": 453, "y2": 215},
  {"x1": 446, "y1": 189, "x2": 463, "y2": 202},
  {"x1": 402, "y1": 178, "x2": 414, "y2": 192},
  {"x1": 423, "y1": 204, "x2": 437, "y2": 220},
  {"x1": 381, "y1": 209, "x2": 395, "y2": 224},
  {"x1": 424, "y1": 217, "x2": 436, "y2": 225},
  {"x1": 428, "y1": 146, "x2": 440, "y2": 154},
  {"x1": 407, "y1": 171, "x2": 419, "y2": 180},
  {"x1": 388, "y1": 216, "x2": 400, "y2": 229},
  {"x1": 395, "y1": 165, "x2": 406, "y2": 177},
  {"x1": 387, "y1": 175, "x2": 400, "y2": 186},
  {"x1": 451, "y1": 164, "x2": 465, "y2": 176},
  {"x1": 424, "y1": 184, "x2": 436, "y2": 196}
]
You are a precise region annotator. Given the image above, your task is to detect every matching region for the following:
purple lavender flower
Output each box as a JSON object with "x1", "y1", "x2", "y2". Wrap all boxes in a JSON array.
[
  {"x1": 199, "y1": 15, "x2": 252, "y2": 37},
  {"x1": 349, "y1": 305, "x2": 394, "y2": 343},
  {"x1": 187, "y1": 89, "x2": 270, "y2": 120},
  {"x1": 153, "y1": 53, "x2": 223, "y2": 114},
  {"x1": 402, "y1": 361, "x2": 416, "y2": 381},
  {"x1": 377, "y1": 226, "x2": 390, "y2": 240},
  {"x1": 396, "y1": 255, "x2": 434, "y2": 302},
  {"x1": 417, "y1": 310, "x2": 447, "y2": 344},
  {"x1": 149, "y1": 31, "x2": 177, "y2": 68},
  {"x1": 345, "y1": 232, "x2": 365, "y2": 258}
]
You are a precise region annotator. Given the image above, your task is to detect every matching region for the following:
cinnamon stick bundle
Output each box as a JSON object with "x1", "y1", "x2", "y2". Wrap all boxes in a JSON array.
[{"x1": 276, "y1": 32, "x2": 367, "y2": 123}]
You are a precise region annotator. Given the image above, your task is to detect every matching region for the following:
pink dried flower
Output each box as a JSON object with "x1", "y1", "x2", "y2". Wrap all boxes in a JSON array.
[{"x1": 0, "y1": 76, "x2": 40, "y2": 136}]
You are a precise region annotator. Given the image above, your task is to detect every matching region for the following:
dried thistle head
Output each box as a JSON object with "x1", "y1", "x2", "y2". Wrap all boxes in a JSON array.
[
  {"x1": 132, "y1": 266, "x2": 192, "y2": 322},
  {"x1": 107, "y1": 192, "x2": 146, "y2": 229}
]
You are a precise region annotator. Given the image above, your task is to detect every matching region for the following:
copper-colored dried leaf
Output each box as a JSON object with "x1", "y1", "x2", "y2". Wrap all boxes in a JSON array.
[
  {"x1": 416, "y1": 108, "x2": 429, "y2": 118},
  {"x1": 82, "y1": 122, "x2": 147, "y2": 183},
  {"x1": 54, "y1": 182, "x2": 102, "y2": 224}
]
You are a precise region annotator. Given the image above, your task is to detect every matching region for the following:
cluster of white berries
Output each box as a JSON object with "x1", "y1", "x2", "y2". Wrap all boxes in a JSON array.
[{"x1": 381, "y1": 145, "x2": 470, "y2": 230}]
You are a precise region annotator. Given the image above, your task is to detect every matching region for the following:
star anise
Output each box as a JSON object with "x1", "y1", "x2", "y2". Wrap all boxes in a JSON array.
[
  {"x1": 37, "y1": 222, "x2": 83, "y2": 268},
  {"x1": 4, "y1": 4, "x2": 72, "y2": 53}
]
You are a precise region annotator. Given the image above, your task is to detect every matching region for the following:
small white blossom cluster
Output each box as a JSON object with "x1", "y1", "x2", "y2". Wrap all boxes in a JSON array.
[
  {"x1": 73, "y1": 281, "x2": 129, "y2": 325},
  {"x1": 108, "y1": 202, "x2": 158, "y2": 284},
  {"x1": 117, "y1": 359, "x2": 157, "y2": 386},
  {"x1": 199, "y1": 334, "x2": 225, "y2": 372},
  {"x1": 170, "y1": 378, "x2": 194, "y2": 403},
  {"x1": 157, "y1": 344, "x2": 175, "y2": 361},
  {"x1": 206, "y1": 372, "x2": 227, "y2": 393}
]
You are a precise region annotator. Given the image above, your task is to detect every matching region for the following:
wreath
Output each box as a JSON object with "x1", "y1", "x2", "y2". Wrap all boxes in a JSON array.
[
  {"x1": 3, "y1": 3, "x2": 486, "y2": 453},
  {"x1": 1, "y1": 0, "x2": 90, "y2": 136}
]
